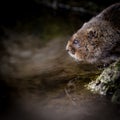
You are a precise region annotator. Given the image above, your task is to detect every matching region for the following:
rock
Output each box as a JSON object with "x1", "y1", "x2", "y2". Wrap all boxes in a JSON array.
[{"x1": 87, "y1": 59, "x2": 120, "y2": 97}]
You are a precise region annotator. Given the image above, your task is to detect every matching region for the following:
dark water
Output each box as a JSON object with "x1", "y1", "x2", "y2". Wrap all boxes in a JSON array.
[
  {"x1": 0, "y1": 79, "x2": 120, "y2": 120},
  {"x1": 0, "y1": 3, "x2": 120, "y2": 120}
]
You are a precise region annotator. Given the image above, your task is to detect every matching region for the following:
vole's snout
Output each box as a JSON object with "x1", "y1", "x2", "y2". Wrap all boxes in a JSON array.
[
  {"x1": 70, "y1": 47, "x2": 75, "y2": 55},
  {"x1": 66, "y1": 45, "x2": 75, "y2": 55},
  {"x1": 66, "y1": 47, "x2": 69, "y2": 52},
  {"x1": 66, "y1": 44, "x2": 69, "y2": 52}
]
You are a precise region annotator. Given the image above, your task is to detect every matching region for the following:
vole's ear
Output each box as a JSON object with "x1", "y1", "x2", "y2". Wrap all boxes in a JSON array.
[
  {"x1": 97, "y1": 3, "x2": 120, "y2": 19},
  {"x1": 97, "y1": 3, "x2": 120, "y2": 28},
  {"x1": 87, "y1": 28, "x2": 97, "y2": 39}
]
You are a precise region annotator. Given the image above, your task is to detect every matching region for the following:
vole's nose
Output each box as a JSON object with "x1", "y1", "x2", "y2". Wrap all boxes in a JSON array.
[{"x1": 66, "y1": 45, "x2": 75, "y2": 55}]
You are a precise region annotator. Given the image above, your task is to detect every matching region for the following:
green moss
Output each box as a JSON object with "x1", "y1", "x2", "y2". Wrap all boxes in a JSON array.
[
  {"x1": 87, "y1": 60, "x2": 120, "y2": 97},
  {"x1": 115, "y1": 60, "x2": 120, "y2": 71}
]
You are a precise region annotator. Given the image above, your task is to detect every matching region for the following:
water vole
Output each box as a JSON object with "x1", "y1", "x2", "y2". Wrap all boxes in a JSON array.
[{"x1": 66, "y1": 3, "x2": 120, "y2": 64}]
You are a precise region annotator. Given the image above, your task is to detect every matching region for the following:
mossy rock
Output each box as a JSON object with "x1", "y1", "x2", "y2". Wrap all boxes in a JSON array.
[{"x1": 87, "y1": 59, "x2": 120, "y2": 103}]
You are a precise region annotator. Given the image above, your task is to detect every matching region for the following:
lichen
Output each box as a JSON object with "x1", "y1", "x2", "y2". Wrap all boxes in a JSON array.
[{"x1": 87, "y1": 59, "x2": 120, "y2": 103}]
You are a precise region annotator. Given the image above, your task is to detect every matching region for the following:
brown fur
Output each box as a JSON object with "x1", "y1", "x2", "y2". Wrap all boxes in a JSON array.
[{"x1": 66, "y1": 3, "x2": 120, "y2": 64}]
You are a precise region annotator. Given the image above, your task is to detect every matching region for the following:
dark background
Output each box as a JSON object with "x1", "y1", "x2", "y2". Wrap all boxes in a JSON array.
[{"x1": 0, "y1": 0, "x2": 119, "y2": 28}]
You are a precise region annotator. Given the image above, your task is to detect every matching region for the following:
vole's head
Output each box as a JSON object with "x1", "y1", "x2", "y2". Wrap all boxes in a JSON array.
[
  {"x1": 66, "y1": 3, "x2": 120, "y2": 64},
  {"x1": 66, "y1": 22, "x2": 104, "y2": 63}
]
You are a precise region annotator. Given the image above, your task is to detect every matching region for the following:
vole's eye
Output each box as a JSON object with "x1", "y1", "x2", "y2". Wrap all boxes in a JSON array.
[{"x1": 73, "y1": 39, "x2": 79, "y2": 44}]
